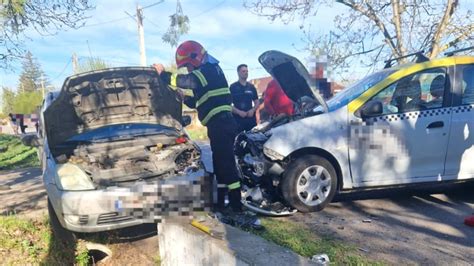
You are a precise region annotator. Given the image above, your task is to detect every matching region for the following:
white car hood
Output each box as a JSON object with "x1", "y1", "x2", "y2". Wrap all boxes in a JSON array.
[{"x1": 258, "y1": 50, "x2": 328, "y2": 112}]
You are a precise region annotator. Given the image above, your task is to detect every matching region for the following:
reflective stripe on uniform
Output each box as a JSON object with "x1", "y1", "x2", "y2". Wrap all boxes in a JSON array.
[
  {"x1": 170, "y1": 73, "x2": 178, "y2": 87},
  {"x1": 227, "y1": 181, "x2": 240, "y2": 190},
  {"x1": 200, "y1": 105, "x2": 232, "y2": 126},
  {"x1": 182, "y1": 89, "x2": 194, "y2": 97},
  {"x1": 196, "y1": 87, "x2": 230, "y2": 107},
  {"x1": 192, "y1": 70, "x2": 208, "y2": 87},
  {"x1": 217, "y1": 184, "x2": 227, "y2": 188}
]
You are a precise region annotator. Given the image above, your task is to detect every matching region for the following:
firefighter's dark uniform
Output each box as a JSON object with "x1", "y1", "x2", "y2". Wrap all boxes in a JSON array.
[{"x1": 160, "y1": 62, "x2": 242, "y2": 211}]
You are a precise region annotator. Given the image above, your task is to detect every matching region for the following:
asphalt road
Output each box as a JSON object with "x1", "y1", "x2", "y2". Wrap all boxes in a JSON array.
[{"x1": 1, "y1": 144, "x2": 473, "y2": 264}]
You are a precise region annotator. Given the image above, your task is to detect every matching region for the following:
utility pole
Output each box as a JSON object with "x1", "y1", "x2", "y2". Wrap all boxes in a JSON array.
[
  {"x1": 125, "y1": 1, "x2": 163, "y2": 66},
  {"x1": 40, "y1": 74, "x2": 45, "y2": 99},
  {"x1": 72, "y1": 53, "x2": 79, "y2": 74},
  {"x1": 137, "y1": 4, "x2": 147, "y2": 66}
]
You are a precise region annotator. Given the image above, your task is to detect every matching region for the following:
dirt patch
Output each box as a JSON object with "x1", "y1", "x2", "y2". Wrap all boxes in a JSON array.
[{"x1": 0, "y1": 167, "x2": 46, "y2": 219}]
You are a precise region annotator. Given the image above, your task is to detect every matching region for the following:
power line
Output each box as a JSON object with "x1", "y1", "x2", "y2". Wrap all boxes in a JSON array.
[
  {"x1": 192, "y1": 0, "x2": 226, "y2": 18},
  {"x1": 142, "y1": 0, "x2": 165, "y2": 10},
  {"x1": 82, "y1": 16, "x2": 130, "y2": 28},
  {"x1": 144, "y1": 17, "x2": 163, "y2": 31},
  {"x1": 50, "y1": 59, "x2": 72, "y2": 82}
]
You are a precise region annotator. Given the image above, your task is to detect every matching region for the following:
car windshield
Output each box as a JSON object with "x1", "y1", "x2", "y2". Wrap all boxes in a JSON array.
[
  {"x1": 66, "y1": 123, "x2": 178, "y2": 143},
  {"x1": 325, "y1": 68, "x2": 397, "y2": 112}
]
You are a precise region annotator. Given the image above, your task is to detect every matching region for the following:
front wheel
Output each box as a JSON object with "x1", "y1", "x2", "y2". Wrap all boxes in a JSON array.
[
  {"x1": 48, "y1": 198, "x2": 77, "y2": 243},
  {"x1": 282, "y1": 155, "x2": 337, "y2": 212}
]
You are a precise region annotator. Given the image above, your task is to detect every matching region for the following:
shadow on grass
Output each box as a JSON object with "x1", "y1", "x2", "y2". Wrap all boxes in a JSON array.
[{"x1": 42, "y1": 219, "x2": 158, "y2": 265}]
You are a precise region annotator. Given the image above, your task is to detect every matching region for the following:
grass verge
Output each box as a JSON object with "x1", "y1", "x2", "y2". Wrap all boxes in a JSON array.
[
  {"x1": 0, "y1": 215, "x2": 91, "y2": 265},
  {"x1": 186, "y1": 126, "x2": 208, "y2": 141},
  {"x1": 253, "y1": 218, "x2": 383, "y2": 265},
  {"x1": 0, "y1": 134, "x2": 40, "y2": 170}
]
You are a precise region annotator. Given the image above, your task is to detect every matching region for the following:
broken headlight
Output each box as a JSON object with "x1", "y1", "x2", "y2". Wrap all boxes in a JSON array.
[{"x1": 263, "y1": 146, "x2": 284, "y2": 161}]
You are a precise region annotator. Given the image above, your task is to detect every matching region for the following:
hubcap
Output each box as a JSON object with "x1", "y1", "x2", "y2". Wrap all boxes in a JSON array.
[{"x1": 296, "y1": 165, "x2": 331, "y2": 206}]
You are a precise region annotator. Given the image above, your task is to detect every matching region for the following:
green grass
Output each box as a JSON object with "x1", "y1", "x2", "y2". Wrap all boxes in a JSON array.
[
  {"x1": 0, "y1": 215, "x2": 93, "y2": 265},
  {"x1": 253, "y1": 218, "x2": 384, "y2": 265},
  {"x1": 186, "y1": 126, "x2": 208, "y2": 141},
  {"x1": 0, "y1": 134, "x2": 40, "y2": 170}
]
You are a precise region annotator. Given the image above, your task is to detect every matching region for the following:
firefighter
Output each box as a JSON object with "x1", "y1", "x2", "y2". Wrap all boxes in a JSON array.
[{"x1": 153, "y1": 40, "x2": 260, "y2": 229}]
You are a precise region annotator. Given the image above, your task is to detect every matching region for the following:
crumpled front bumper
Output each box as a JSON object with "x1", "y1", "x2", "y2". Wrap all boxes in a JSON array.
[{"x1": 55, "y1": 169, "x2": 211, "y2": 233}]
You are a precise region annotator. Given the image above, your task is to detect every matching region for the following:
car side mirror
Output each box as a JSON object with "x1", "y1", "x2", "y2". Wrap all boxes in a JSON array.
[
  {"x1": 21, "y1": 134, "x2": 43, "y2": 147},
  {"x1": 359, "y1": 100, "x2": 383, "y2": 119},
  {"x1": 182, "y1": 115, "x2": 192, "y2": 127}
]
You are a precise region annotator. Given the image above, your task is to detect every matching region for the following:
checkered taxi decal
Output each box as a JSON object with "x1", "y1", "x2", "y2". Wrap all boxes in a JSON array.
[
  {"x1": 453, "y1": 105, "x2": 473, "y2": 113},
  {"x1": 366, "y1": 105, "x2": 473, "y2": 123},
  {"x1": 368, "y1": 108, "x2": 450, "y2": 123}
]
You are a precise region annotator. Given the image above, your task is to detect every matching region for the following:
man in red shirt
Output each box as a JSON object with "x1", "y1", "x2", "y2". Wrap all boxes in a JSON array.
[{"x1": 264, "y1": 79, "x2": 294, "y2": 117}]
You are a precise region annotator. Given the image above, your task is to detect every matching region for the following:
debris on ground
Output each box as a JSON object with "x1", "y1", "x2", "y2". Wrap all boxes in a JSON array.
[{"x1": 310, "y1": 253, "x2": 330, "y2": 265}]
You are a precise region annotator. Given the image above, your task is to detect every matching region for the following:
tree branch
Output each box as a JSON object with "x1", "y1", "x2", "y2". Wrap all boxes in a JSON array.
[
  {"x1": 336, "y1": 0, "x2": 400, "y2": 58},
  {"x1": 429, "y1": 0, "x2": 458, "y2": 58},
  {"x1": 391, "y1": 0, "x2": 406, "y2": 56},
  {"x1": 438, "y1": 24, "x2": 474, "y2": 54}
]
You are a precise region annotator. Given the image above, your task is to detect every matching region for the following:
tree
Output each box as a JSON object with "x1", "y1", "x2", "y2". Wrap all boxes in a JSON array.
[
  {"x1": 75, "y1": 57, "x2": 111, "y2": 74},
  {"x1": 17, "y1": 51, "x2": 46, "y2": 92},
  {"x1": 246, "y1": 0, "x2": 474, "y2": 78},
  {"x1": 162, "y1": 0, "x2": 190, "y2": 47},
  {"x1": 0, "y1": 0, "x2": 93, "y2": 68},
  {"x1": 11, "y1": 90, "x2": 42, "y2": 114},
  {"x1": 1, "y1": 87, "x2": 16, "y2": 115}
]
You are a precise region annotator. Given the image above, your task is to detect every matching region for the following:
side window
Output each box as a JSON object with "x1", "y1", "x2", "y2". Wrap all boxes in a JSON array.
[
  {"x1": 461, "y1": 64, "x2": 474, "y2": 105},
  {"x1": 371, "y1": 68, "x2": 447, "y2": 115}
]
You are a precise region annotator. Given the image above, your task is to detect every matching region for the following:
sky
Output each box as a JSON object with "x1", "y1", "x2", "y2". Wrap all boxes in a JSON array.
[
  {"x1": 0, "y1": 0, "x2": 343, "y2": 91},
  {"x1": 1, "y1": 0, "x2": 473, "y2": 92}
]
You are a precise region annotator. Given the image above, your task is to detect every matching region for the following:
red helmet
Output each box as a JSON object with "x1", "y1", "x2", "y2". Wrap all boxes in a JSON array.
[{"x1": 175, "y1": 40, "x2": 207, "y2": 68}]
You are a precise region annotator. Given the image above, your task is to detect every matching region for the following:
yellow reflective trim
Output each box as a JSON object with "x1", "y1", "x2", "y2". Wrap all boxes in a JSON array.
[
  {"x1": 196, "y1": 87, "x2": 230, "y2": 107},
  {"x1": 227, "y1": 181, "x2": 240, "y2": 190},
  {"x1": 201, "y1": 105, "x2": 232, "y2": 126},
  {"x1": 170, "y1": 73, "x2": 177, "y2": 87},
  {"x1": 347, "y1": 56, "x2": 473, "y2": 113},
  {"x1": 192, "y1": 70, "x2": 208, "y2": 87},
  {"x1": 182, "y1": 89, "x2": 194, "y2": 97}
]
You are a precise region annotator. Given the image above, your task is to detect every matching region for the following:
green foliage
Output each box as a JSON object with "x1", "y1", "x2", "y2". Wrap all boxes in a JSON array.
[
  {"x1": 162, "y1": 0, "x2": 190, "y2": 47},
  {"x1": 76, "y1": 57, "x2": 111, "y2": 74},
  {"x1": 0, "y1": 1, "x2": 93, "y2": 68},
  {"x1": 0, "y1": 134, "x2": 40, "y2": 170},
  {"x1": 186, "y1": 127, "x2": 208, "y2": 140},
  {"x1": 12, "y1": 90, "x2": 43, "y2": 114},
  {"x1": 1, "y1": 87, "x2": 42, "y2": 117},
  {"x1": 18, "y1": 51, "x2": 47, "y2": 93},
  {"x1": 1, "y1": 86, "x2": 16, "y2": 114},
  {"x1": 0, "y1": 215, "x2": 49, "y2": 264}
]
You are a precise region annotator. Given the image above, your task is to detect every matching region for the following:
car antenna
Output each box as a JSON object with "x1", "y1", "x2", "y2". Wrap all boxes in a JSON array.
[
  {"x1": 384, "y1": 50, "x2": 429, "y2": 69},
  {"x1": 444, "y1": 46, "x2": 474, "y2": 57}
]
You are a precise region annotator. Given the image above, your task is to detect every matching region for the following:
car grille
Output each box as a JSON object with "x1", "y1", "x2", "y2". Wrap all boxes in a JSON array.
[
  {"x1": 97, "y1": 212, "x2": 134, "y2": 225},
  {"x1": 79, "y1": 215, "x2": 89, "y2": 225}
]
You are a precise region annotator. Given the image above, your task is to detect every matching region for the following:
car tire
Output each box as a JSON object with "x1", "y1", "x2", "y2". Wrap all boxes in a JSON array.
[
  {"x1": 47, "y1": 198, "x2": 77, "y2": 243},
  {"x1": 282, "y1": 155, "x2": 337, "y2": 212}
]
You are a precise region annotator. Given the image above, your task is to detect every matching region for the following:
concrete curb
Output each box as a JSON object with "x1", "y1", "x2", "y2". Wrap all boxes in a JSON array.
[{"x1": 158, "y1": 219, "x2": 315, "y2": 265}]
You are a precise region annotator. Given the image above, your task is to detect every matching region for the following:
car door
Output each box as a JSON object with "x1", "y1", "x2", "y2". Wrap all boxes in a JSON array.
[
  {"x1": 349, "y1": 67, "x2": 452, "y2": 187},
  {"x1": 444, "y1": 62, "x2": 474, "y2": 179}
]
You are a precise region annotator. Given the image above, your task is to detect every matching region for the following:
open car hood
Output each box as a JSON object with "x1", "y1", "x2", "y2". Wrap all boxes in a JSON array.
[
  {"x1": 258, "y1": 50, "x2": 328, "y2": 112},
  {"x1": 44, "y1": 67, "x2": 182, "y2": 148}
]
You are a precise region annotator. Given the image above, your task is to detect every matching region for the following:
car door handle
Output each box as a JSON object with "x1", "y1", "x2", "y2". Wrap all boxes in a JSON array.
[{"x1": 427, "y1": 121, "x2": 444, "y2": 129}]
